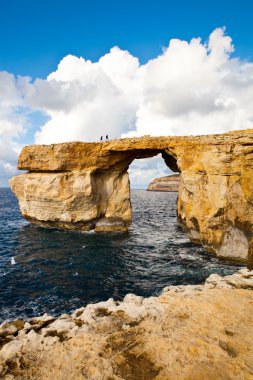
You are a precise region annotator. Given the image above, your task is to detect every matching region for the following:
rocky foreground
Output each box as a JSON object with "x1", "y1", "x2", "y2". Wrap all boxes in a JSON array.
[{"x1": 1, "y1": 269, "x2": 253, "y2": 380}]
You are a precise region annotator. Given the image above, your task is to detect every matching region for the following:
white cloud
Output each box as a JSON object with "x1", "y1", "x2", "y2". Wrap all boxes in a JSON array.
[
  {"x1": 24, "y1": 47, "x2": 142, "y2": 143},
  {"x1": 0, "y1": 72, "x2": 28, "y2": 186},
  {"x1": 129, "y1": 155, "x2": 172, "y2": 189},
  {"x1": 28, "y1": 27, "x2": 253, "y2": 145},
  {"x1": 2, "y1": 27, "x2": 253, "y2": 187},
  {"x1": 126, "y1": 27, "x2": 252, "y2": 137}
]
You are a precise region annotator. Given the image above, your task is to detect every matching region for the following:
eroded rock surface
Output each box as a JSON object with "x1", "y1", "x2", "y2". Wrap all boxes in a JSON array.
[
  {"x1": 147, "y1": 174, "x2": 180, "y2": 192},
  {"x1": 0, "y1": 270, "x2": 253, "y2": 380},
  {"x1": 11, "y1": 170, "x2": 131, "y2": 231},
  {"x1": 10, "y1": 129, "x2": 253, "y2": 262}
]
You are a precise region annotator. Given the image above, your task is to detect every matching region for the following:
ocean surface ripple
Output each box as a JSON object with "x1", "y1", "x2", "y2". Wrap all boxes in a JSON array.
[{"x1": 0, "y1": 188, "x2": 242, "y2": 321}]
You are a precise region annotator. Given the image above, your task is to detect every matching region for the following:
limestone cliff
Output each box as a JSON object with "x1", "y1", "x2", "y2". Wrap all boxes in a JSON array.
[
  {"x1": 147, "y1": 174, "x2": 180, "y2": 191},
  {"x1": 0, "y1": 269, "x2": 253, "y2": 379},
  {"x1": 10, "y1": 129, "x2": 253, "y2": 263}
]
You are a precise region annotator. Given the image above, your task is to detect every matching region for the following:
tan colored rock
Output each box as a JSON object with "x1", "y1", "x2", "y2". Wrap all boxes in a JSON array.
[
  {"x1": 0, "y1": 270, "x2": 253, "y2": 379},
  {"x1": 147, "y1": 174, "x2": 180, "y2": 191},
  {"x1": 10, "y1": 129, "x2": 253, "y2": 262},
  {"x1": 10, "y1": 170, "x2": 131, "y2": 231}
]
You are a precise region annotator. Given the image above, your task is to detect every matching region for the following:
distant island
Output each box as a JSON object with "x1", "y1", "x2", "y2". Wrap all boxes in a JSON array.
[{"x1": 147, "y1": 174, "x2": 180, "y2": 192}]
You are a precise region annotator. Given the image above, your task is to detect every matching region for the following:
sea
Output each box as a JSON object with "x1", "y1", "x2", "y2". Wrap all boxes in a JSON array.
[{"x1": 0, "y1": 188, "x2": 242, "y2": 322}]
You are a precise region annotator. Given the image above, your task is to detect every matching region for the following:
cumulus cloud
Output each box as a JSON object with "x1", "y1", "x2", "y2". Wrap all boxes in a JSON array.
[
  {"x1": 25, "y1": 27, "x2": 253, "y2": 145},
  {"x1": 0, "y1": 72, "x2": 28, "y2": 186},
  {"x1": 127, "y1": 27, "x2": 252, "y2": 137},
  {"x1": 2, "y1": 27, "x2": 253, "y2": 187},
  {"x1": 24, "y1": 47, "x2": 142, "y2": 143}
]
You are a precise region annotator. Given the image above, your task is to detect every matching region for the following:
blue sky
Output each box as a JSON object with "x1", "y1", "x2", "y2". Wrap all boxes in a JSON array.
[
  {"x1": 1, "y1": 0, "x2": 253, "y2": 187},
  {"x1": 1, "y1": 0, "x2": 253, "y2": 78}
]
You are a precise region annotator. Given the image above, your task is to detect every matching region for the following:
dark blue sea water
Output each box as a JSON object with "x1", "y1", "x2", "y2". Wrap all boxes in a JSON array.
[{"x1": 0, "y1": 188, "x2": 242, "y2": 321}]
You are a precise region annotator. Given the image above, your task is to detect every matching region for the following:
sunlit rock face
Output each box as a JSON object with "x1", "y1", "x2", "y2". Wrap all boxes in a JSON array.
[
  {"x1": 0, "y1": 270, "x2": 253, "y2": 379},
  {"x1": 147, "y1": 174, "x2": 180, "y2": 192},
  {"x1": 10, "y1": 170, "x2": 132, "y2": 231},
  {"x1": 10, "y1": 130, "x2": 253, "y2": 263}
]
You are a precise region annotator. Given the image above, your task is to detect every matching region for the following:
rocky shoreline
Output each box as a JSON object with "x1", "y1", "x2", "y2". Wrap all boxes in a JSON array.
[{"x1": 1, "y1": 269, "x2": 253, "y2": 379}]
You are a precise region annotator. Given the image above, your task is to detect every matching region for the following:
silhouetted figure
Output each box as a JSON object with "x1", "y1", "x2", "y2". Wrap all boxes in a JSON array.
[
  {"x1": 100, "y1": 136, "x2": 103, "y2": 142},
  {"x1": 106, "y1": 134, "x2": 109, "y2": 141}
]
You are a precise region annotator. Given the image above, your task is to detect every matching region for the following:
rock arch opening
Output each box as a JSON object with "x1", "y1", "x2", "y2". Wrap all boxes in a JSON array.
[
  {"x1": 128, "y1": 153, "x2": 179, "y2": 190},
  {"x1": 95, "y1": 148, "x2": 180, "y2": 232}
]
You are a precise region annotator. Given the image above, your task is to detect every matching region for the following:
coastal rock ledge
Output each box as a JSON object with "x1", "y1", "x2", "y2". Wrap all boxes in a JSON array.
[
  {"x1": 0, "y1": 270, "x2": 253, "y2": 379},
  {"x1": 10, "y1": 129, "x2": 253, "y2": 263}
]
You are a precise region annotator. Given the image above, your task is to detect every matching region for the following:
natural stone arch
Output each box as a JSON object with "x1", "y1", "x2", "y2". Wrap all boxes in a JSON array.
[{"x1": 10, "y1": 130, "x2": 253, "y2": 264}]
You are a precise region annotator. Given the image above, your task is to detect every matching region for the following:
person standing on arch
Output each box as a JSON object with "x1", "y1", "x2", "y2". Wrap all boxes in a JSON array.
[
  {"x1": 100, "y1": 136, "x2": 103, "y2": 142},
  {"x1": 106, "y1": 134, "x2": 109, "y2": 141}
]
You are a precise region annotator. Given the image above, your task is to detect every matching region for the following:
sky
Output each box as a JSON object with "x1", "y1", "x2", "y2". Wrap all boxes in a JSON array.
[{"x1": 1, "y1": 0, "x2": 253, "y2": 187}]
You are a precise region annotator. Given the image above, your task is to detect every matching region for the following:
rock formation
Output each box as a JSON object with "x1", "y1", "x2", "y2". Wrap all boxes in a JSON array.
[
  {"x1": 10, "y1": 129, "x2": 253, "y2": 263},
  {"x1": 147, "y1": 174, "x2": 180, "y2": 191},
  {"x1": 0, "y1": 269, "x2": 253, "y2": 379}
]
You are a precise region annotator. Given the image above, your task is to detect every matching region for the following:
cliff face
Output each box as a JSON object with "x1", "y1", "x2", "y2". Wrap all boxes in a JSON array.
[
  {"x1": 0, "y1": 269, "x2": 253, "y2": 379},
  {"x1": 147, "y1": 174, "x2": 180, "y2": 191},
  {"x1": 10, "y1": 130, "x2": 253, "y2": 263}
]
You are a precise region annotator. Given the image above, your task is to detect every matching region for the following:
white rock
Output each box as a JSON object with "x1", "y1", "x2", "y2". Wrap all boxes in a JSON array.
[
  {"x1": 123, "y1": 294, "x2": 143, "y2": 305},
  {"x1": 0, "y1": 340, "x2": 23, "y2": 361},
  {"x1": 0, "y1": 323, "x2": 18, "y2": 336},
  {"x1": 42, "y1": 319, "x2": 76, "y2": 336},
  {"x1": 238, "y1": 269, "x2": 253, "y2": 278},
  {"x1": 205, "y1": 274, "x2": 222, "y2": 285},
  {"x1": 58, "y1": 314, "x2": 71, "y2": 320},
  {"x1": 25, "y1": 329, "x2": 42, "y2": 345},
  {"x1": 71, "y1": 307, "x2": 85, "y2": 318},
  {"x1": 29, "y1": 313, "x2": 54, "y2": 326}
]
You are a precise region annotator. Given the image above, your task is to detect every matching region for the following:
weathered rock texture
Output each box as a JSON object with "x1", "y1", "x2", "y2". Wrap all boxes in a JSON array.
[
  {"x1": 1, "y1": 269, "x2": 253, "y2": 379},
  {"x1": 10, "y1": 129, "x2": 253, "y2": 262},
  {"x1": 147, "y1": 174, "x2": 180, "y2": 192}
]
